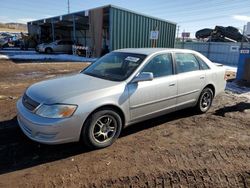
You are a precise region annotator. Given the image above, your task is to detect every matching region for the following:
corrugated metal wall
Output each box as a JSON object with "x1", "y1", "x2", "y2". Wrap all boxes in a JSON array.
[
  {"x1": 28, "y1": 24, "x2": 40, "y2": 36},
  {"x1": 109, "y1": 6, "x2": 176, "y2": 51},
  {"x1": 175, "y1": 42, "x2": 250, "y2": 66}
]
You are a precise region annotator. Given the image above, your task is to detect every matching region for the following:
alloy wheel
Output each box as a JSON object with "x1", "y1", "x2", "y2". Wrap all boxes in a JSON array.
[
  {"x1": 200, "y1": 91, "x2": 212, "y2": 111},
  {"x1": 92, "y1": 115, "x2": 117, "y2": 143}
]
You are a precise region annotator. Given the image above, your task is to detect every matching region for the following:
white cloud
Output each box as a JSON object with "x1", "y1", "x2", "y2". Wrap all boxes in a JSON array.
[
  {"x1": 0, "y1": 16, "x2": 12, "y2": 23},
  {"x1": 43, "y1": 15, "x2": 54, "y2": 18},
  {"x1": 0, "y1": 16, "x2": 36, "y2": 24},
  {"x1": 233, "y1": 15, "x2": 250, "y2": 22},
  {"x1": 0, "y1": 14, "x2": 55, "y2": 24},
  {"x1": 17, "y1": 18, "x2": 35, "y2": 24}
]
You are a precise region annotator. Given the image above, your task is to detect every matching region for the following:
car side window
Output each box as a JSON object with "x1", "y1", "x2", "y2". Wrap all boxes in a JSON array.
[
  {"x1": 61, "y1": 41, "x2": 68, "y2": 45},
  {"x1": 195, "y1": 56, "x2": 210, "y2": 70},
  {"x1": 64, "y1": 41, "x2": 73, "y2": 45},
  {"x1": 141, "y1": 54, "x2": 173, "y2": 78},
  {"x1": 175, "y1": 53, "x2": 200, "y2": 73}
]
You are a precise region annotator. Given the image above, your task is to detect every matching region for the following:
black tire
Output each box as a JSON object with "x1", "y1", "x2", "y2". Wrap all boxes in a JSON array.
[
  {"x1": 195, "y1": 88, "x2": 213, "y2": 113},
  {"x1": 81, "y1": 109, "x2": 122, "y2": 149},
  {"x1": 45, "y1": 48, "x2": 53, "y2": 54}
]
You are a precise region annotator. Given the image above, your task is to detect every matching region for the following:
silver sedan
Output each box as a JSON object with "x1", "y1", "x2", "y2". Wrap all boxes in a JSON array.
[
  {"x1": 16, "y1": 48, "x2": 226, "y2": 148},
  {"x1": 36, "y1": 40, "x2": 73, "y2": 54}
]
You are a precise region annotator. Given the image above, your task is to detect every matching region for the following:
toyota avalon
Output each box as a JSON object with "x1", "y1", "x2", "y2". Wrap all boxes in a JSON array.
[{"x1": 17, "y1": 48, "x2": 226, "y2": 148}]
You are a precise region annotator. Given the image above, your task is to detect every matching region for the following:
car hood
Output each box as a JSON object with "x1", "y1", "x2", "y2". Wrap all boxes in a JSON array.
[{"x1": 26, "y1": 73, "x2": 119, "y2": 104}]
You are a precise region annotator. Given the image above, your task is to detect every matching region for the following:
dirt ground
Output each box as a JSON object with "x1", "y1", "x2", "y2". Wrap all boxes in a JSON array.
[{"x1": 0, "y1": 59, "x2": 250, "y2": 187}]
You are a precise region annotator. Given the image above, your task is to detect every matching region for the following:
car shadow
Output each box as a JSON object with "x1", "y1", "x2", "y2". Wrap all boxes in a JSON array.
[
  {"x1": 0, "y1": 117, "x2": 90, "y2": 175},
  {"x1": 121, "y1": 108, "x2": 196, "y2": 137},
  {"x1": 0, "y1": 109, "x2": 196, "y2": 175},
  {"x1": 214, "y1": 102, "x2": 250, "y2": 117}
]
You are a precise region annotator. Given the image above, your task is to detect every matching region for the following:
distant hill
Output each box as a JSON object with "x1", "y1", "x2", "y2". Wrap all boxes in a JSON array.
[{"x1": 0, "y1": 23, "x2": 27, "y2": 32}]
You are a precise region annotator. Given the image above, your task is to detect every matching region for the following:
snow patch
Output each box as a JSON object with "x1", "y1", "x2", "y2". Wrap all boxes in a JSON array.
[
  {"x1": 0, "y1": 50, "x2": 37, "y2": 54},
  {"x1": 9, "y1": 54, "x2": 97, "y2": 62},
  {"x1": 0, "y1": 54, "x2": 9, "y2": 59},
  {"x1": 0, "y1": 50, "x2": 97, "y2": 62},
  {"x1": 222, "y1": 65, "x2": 237, "y2": 72},
  {"x1": 226, "y1": 81, "x2": 250, "y2": 100},
  {"x1": 213, "y1": 62, "x2": 237, "y2": 72}
]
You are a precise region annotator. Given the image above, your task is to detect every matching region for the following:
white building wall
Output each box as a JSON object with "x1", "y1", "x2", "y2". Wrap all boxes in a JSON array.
[{"x1": 246, "y1": 22, "x2": 250, "y2": 37}]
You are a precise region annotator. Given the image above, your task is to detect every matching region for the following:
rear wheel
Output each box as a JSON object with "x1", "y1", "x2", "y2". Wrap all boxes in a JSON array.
[
  {"x1": 82, "y1": 109, "x2": 122, "y2": 149},
  {"x1": 196, "y1": 88, "x2": 213, "y2": 113}
]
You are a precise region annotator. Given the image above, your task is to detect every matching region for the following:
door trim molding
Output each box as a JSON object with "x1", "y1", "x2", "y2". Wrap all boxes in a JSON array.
[{"x1": 130, "y1": 89, "x2": 199, "y2": 110}]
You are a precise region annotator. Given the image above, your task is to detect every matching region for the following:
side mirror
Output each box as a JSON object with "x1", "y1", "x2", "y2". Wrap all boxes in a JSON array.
[{"x1": 132, "y1": 72, "x2": 154, "y2": 83}]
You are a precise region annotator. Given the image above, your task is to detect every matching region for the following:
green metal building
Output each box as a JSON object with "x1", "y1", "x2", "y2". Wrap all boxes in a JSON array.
[{"x1": 28, "y1": 5, "x2": 176, "y2": 57}]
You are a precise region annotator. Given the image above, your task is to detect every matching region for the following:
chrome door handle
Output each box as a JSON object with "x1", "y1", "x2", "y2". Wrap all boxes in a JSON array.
[
  {"x1": 200, "y1": 76, "x2": 205, "y2": 79},
  {"x1": 169, "y1": 83, "x2": 176, "y2": 86}
]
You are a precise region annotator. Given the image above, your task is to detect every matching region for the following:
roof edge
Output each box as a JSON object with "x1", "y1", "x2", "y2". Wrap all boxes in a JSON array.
[
  {"x1": 109, "y1": 5, "x2": 176, "y2": 25},
  {"x1": 28, "y1": 4, "x2": 176, "y2": 25}
]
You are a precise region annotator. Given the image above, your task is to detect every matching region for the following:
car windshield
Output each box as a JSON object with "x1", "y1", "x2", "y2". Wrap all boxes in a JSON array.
[{"x1": 82, "y1": 52, "x2": 146, "y2": 81}]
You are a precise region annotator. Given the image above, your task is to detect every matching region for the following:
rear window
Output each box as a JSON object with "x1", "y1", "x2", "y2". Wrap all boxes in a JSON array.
[
  {"x1": 195, "y1": 56, "x2": 210, "y2": 70},
  {"x1": 175, "y1": 53, "x2": 200, "y2": 73}
]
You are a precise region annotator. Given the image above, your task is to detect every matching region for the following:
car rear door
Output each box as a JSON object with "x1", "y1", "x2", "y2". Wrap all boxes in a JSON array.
[
  {"x1": 174, "y1": 52, "x2": 207, "y2": 110},
  {"x1": 128, "y1": 53, "x2": 178, "y2": 122},
  {"x1": 54, "y1": 41, "x2": 64, "y2": 52},
  {"x1": 63, "y1": 41, "x2": 73, "y2": 53}
]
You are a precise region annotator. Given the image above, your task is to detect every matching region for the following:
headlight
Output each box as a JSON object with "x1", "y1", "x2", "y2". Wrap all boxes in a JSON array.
[{"x1": 35, "y1": 104, "x2": 77, "y2": 118}]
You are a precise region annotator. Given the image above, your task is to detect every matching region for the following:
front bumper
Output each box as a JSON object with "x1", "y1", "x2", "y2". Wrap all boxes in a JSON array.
[
  {"x1": 37, "y1": 46, "x2": 45, "y2": 53},
  {"x1": 16, "y1": 99, "x2": 83, "y2": 144}
]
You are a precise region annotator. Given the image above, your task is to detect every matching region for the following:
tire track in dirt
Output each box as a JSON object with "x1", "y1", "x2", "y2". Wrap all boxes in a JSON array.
[
  {"x1": 66, "y1": 145, "x2": 250, "y2": 187},
  {"x1": 82, "y1": 169, "x2": 250, "y2": 188},
  {"x1": 154, "y1": 146, "x2": 250, "y2": 170}
]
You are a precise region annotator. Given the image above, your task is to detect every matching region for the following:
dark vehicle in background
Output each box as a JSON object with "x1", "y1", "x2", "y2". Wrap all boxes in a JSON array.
[
  {"x1": 195, "y1": 26, "x2": 249, "y2": 42},
  {"x1": 195, "y1": 28, "x2": 213, "y2": 39},
  {"x1": 213, "y1": 26, "x2": 249, "y2": 42},
  {"x1": 0, "y1": 32, "x2": 22, "y2": 48},
  {"x1": 0, "y1": 38, "x2": 9, "y2": 48},
  {"x1": 36, "y1": 40, "x2": 73, "y2": 54}
]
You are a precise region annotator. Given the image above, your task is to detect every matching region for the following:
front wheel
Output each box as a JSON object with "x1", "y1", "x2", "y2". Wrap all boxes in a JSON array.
[
  {"x1": 81, "y1": 109, "x2": 122, "y2": 149},
  {"x1": 195, "y1": 88, "x2": 213, "y2": 113}
]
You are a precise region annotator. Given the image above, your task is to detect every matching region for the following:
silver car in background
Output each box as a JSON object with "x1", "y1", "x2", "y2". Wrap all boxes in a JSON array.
[
  {"x1": 36, "y1": 40, "x2": 73, "y2": 54},
  {"x1": 17, "y1": 48, "x2": 226, "y2": 148}
]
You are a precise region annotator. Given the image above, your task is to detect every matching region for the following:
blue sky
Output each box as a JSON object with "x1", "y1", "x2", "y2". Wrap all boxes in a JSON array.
[{"x1": 1, "y1": 0, "x2": 250, "y2": 37}]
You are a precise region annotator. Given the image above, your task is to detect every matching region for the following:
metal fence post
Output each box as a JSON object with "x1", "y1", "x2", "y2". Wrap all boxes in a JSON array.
[
  {"x1": 73, "y1": 15, "x2": 76, "y2": 44},
  {"x1": 51, "y1": 19, "x2": 55, "y2": 42},
  {"x1": 207, "y1": 42, "x2": 211, "y2": 59}
]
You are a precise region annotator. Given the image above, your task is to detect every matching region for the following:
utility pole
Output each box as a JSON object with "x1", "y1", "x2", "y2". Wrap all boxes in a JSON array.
[
  {"x1": 241, "y1": 25, "x2": 246, "y2": 49},
  {"x1": 67, "y1": 0, "x2": 70, "y2": 14},
  {"x1": 176, "y1": 25, "x2": 180, "y2": 40},
  {"x1": 182, "y1": 29, "x2": 185, "y2": 49}
]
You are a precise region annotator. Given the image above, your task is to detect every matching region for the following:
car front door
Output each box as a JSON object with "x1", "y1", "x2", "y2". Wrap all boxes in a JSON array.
[
  {"x1": 174, "y1": 53, "x2": 207, "y2": 109},
  {"x1": 128, "y1": 53, "x2": 178, "y2": 122}
]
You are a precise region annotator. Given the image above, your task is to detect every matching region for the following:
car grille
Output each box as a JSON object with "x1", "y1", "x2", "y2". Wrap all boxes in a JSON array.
[{"x1": 22, "y1": 93, "x2": 40, "y2": 111}]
